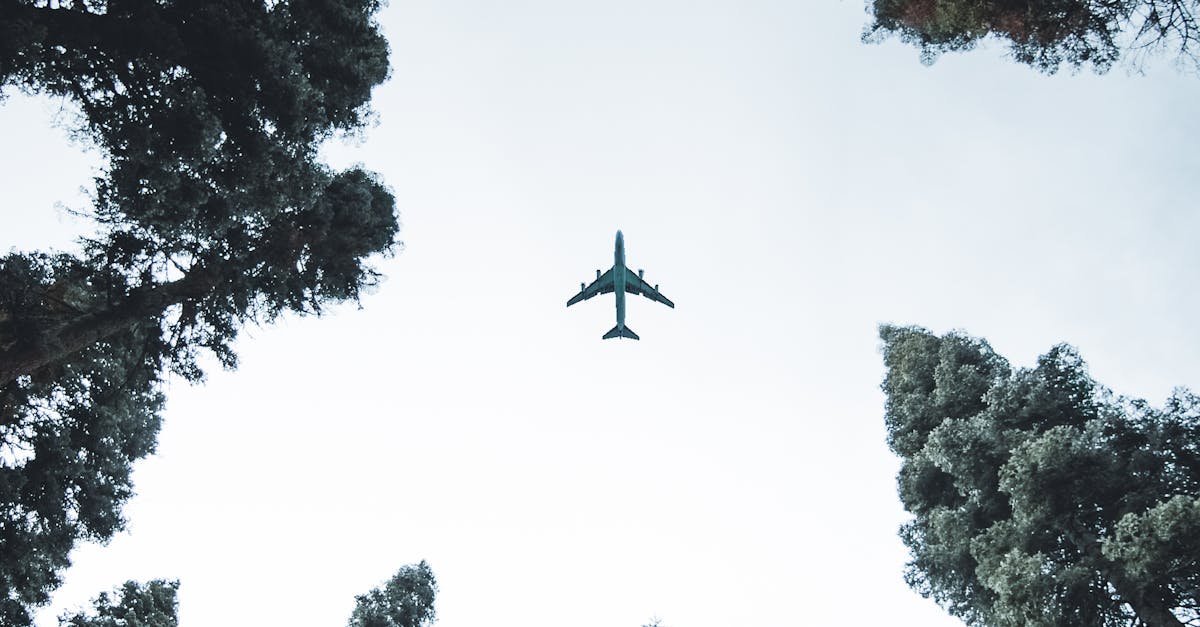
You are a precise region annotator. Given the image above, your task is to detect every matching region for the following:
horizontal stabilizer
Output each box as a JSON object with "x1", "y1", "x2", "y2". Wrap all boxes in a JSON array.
[{"x1": 603, "y1": 325, "x2": 639, "y2": 340}]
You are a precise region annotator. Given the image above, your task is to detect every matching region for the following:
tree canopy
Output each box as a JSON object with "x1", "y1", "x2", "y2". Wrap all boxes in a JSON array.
[
  {"x1": 54, "y1": 563, "x2": 436, "y2": 627},
  {"x1": 863, "y1": 0, "x2": 1200, "y2": 73},
  {"x1": 347, "y1": 561, "x2": 438, "y2": 627},
  {"x1": 58, "y1": 580, "x2": 178, "y2": 627},
  {"x1": 880, "y1": 325, "x2": 1200, "y2": 626},
  {"x1": 0, "y1": 1, "x2": 396, "y2": 623}
]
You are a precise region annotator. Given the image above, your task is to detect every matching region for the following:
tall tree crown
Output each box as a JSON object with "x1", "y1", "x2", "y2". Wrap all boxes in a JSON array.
[
  {"x1": 881, "y1": 325, "x2": 1200, "y2": 626},
  {"x1": 347, "y1": 561, "x2": 439, "y2": 627},
  {"x1": 0, "y1": 1, "x2": 396, "y2": 623},
  {"x1": 863, "y1": 0, "x2": 1200, "y2": 73},
  {"x1": 58, "y1": 580, "x2": 179, "y2": 627}
]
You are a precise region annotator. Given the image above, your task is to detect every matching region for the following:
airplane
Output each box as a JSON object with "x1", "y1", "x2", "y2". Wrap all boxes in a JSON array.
[{"x1": 567, "y1": 230, "x2": 674, "y2": 340}]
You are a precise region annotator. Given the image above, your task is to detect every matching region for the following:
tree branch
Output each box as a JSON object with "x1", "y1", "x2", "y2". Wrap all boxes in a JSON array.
[{"x1": 0, "y1": 269, "x2": 218, "y2": 388}]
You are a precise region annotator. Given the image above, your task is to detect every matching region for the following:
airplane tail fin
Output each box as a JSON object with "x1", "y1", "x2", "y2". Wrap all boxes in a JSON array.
[{"x1": 603, "y1": 325, "x2": 639, "y2": 340}]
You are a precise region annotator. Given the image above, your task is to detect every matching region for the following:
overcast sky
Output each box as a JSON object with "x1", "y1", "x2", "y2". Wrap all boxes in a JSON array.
[{"x1": 5, "y1": 1, "x2": 1200, "y2": 626}]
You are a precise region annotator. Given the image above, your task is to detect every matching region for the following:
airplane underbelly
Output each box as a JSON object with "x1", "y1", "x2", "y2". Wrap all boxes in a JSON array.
[{"x1": 614, "y1": 277, "x2": 626, "y2": 324}]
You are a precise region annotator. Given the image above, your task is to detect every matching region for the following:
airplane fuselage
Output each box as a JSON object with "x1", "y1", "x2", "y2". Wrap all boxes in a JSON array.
[
  {"x1": 566, "y1": 229, "x2": 672, "y2": 340},
  {"x1": 614, "y1": 230, "x2": 626, "y2": 331}
]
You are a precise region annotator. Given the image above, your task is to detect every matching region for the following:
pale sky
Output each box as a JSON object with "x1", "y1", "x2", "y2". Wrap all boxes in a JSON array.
[{"x1": 4, "y1": 1, "x2": 1200, "y2": 626}]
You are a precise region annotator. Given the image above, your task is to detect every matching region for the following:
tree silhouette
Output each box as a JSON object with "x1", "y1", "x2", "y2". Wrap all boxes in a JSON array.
[
  {"x1": 58, "y1": 580, "x2": 178, "y2": 627},
  {"x1": 0, "y1": 1, "x2": 395, "y2": 623},
  {"x1": 863, "y1": 0, "x2": 1200, "y2": 73},
  {"x1": 347, "y1": 562, "x2": 438, "y2": 627}
]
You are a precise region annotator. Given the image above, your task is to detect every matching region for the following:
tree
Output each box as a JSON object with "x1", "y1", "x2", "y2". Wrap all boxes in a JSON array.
[
  {"x1": 58, "y1": 580, "x2": 178, "y2": 627},
  {"x1": 880, "y1": 325, "x2": 1200, "y2": 626},
  {"x1": 56, "y1": 564, "x2": 436, "y2": 627},
  {"x1": 862, "y1": 0, "x2": 1200, "y2": 73},
  {"x1": 347, "y1": 561, "x2": 438, "y2": 627},
  {"x1": 0, "y1": 1, "x2": 396, "y2": 623}
]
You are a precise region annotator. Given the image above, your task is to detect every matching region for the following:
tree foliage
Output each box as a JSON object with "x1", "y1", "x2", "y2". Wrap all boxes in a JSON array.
[
  {"x1": 863, "y1": 0, "x2": 1200, "y2": 73},
  {"x1": 880, "y1": 325, "x2": 1200, "y2": 626},
  {"x1": 347, "y1": 561, "x2": 438, "y2": 627},
  {"x1": 0, "y1": 1, "x2": 396, "y2": 623},
  {"x1": 55, "y1": 564, "x2": 437, "y2": 627},
  {"x1": 58, "y1": 580, "x2": 178, "y2": 627}
]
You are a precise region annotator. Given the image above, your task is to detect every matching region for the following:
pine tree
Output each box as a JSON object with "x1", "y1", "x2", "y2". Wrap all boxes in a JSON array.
[
  {"x1": 347, "y1": 562, "x2": 438, "y2": 627},
  {"x1": 880, "y1": 325, "x2": 1199, "y2": 626},
  {"x1": 863, "y1": 0, "x2": 1200, "y2": 73},
  {"x1": 0, "y1": 2, "x2": 396, "y2": 623},
  {"x1": 58, "y1": 580, "x2": 179, "y2": 627}
]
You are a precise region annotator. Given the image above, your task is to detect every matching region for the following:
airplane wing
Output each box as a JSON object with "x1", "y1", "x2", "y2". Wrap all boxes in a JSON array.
[
  {"x1": 623, "y1": 267, "x2": 674, "y2": 308},
  {"x1": 567, "y1": 268, "x2": 615, "y2": 306}
]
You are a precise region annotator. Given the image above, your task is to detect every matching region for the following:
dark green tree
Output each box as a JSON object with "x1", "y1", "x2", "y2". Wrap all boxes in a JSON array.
[
  {"x1": 0, "y1": 1, "x2": 396, "y2": 624},
  {"x1": 863, "y1": 0, "x2": 1200, "y2": 73},
  {"x1": 57, "y1": 565, "x2": 437, "y2": 627},
  {"x1": 347, "y1": 561, "x2": 438, "y2": 627},
  {"x1": 58, "y1": 580, "x2": 178, "y2": 627},
  {"x1": 880, "y1": 325, "x2": 1200, "y2": 626}
]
